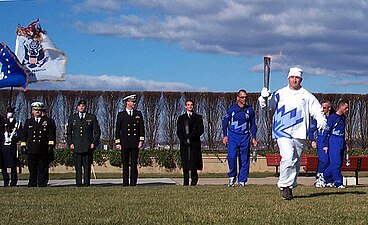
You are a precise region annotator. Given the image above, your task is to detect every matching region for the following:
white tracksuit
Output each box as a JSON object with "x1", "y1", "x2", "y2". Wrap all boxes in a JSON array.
[{"x1": 259, "y1": 85, "x2": 325, "y2": 189}]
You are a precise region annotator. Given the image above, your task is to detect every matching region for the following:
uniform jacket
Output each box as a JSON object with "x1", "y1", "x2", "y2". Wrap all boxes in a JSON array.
[
  {"x1": 21, "y1": 116, "x2": 55, "y2": 154},
  {"x1": 2, "y1": 118, "x2": 21, "y2": 168},
  {"x1": 177, "y1": 112, "x2": 204, "y2": 170},
  {"x1": 222, "y1": 104, "x2": 257, "y2": 138},
  {"x1": 115, "y1": 109, "x2": 145, "y2": 149},
  {"x1": 321, "y1": 113, "x2": 346, "y2": 148},
  {"x1": 261, "y1": 86, "x2": 325, "y2": 139},
  {"x1": 67, "y1": 113, "x2": 101, "y2": 153}
]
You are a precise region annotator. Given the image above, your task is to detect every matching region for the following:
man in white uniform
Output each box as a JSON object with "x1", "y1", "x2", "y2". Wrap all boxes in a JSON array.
[{"x1": 258, "y1": 67, "x2": 326, "y2": 200}]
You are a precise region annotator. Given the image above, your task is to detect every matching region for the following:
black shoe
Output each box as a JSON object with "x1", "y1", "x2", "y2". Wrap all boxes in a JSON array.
[
  {"x1": 281, "y1": 187, "x2": 292, "y2": 200},
  {"x1": 3, "y1": 180, "x2": 9, "y2": 187}
]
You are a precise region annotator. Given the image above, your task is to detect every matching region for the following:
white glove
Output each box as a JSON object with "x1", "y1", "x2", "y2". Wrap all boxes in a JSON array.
[
  {"x1": 261, "y1": 87, "x2": 271, "y2": 98},
  {"x1": 317, "y1": 118, "x2": 327, "y2": 130},
  {"x1": 258, "y1": 96, "x2": 266, "y2": 108}
]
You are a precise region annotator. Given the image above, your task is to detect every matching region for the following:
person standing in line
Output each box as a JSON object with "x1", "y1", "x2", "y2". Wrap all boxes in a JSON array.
[
  {"x1": 307, "y1": 100, "x2": 334, "y2": 187},
  {"x1": 258, "y1": 67, "x2": 326, "y2": 200},
  {"x1": 115, "y1": 94, "x2": 145, "y2": 186},
  {"x1": 21, "y1": 102, "x2": 55, "y2": 187},
  {"x1": 67, "y1": 100, "x2": 101, "y2": 187},
  {"x1": 222, "y1": 89, "x2": 257, "y2": 187},
  {"x1": 177, "y1": 100, "x2": 204, "y2": 186},
  {"x1": 1, "y1": 107, "x2": 21, "y2": 186},
  {"x1": 322, "y1": 99, "x2": 349, "y2": 189}
]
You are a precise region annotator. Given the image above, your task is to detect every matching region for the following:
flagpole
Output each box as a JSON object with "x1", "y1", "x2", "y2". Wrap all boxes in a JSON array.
[{"x1": 9, "y1": 86, "x2": 14, "y2": 108}]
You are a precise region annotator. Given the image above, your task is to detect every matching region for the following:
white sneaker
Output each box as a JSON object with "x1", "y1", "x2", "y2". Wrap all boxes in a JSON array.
[
  {"x1": 326, "y1": 183, "x2": 334, "y2": 188},
  {"x1": 238, "y1": 182, "x2": 245, "y2": 187},
  {"x1": 336, "y1": 185, "x2": 345, "y2": 189},
  {"x1": 315, "y1": 179, "x2": 326, "y2": 188},
  {"x1": 228, "y1": 177, "x2": 235, "y2": 187}
]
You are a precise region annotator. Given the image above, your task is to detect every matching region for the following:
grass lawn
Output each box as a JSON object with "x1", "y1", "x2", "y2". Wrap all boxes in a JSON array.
[
  {"x1": 2, "y1": 172, "x2": 276, "y2": 180},
  {"x1": 0, "y1": 184, "x2": 367, "y2": 225}
]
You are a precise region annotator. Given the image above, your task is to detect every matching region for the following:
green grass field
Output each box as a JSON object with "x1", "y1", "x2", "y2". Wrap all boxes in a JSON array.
[{"x1": 0, "y1": 184, "x2": 367, "y2": 225}]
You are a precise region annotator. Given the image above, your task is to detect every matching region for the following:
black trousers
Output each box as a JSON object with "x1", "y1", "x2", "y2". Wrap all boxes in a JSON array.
[
  {"x1": 183, "y1": 169, "x2": 198, "y2": 186},
  {"x1": 27, "y1": 153, "x2": 49, "y2": 187},
  {"x1": 121, "y1": 148, "x2": 139, "y2": 186},
  {"x1": 1, "y1": 166, "x2": 17, "y2": 186},
  {"x1": 74, "y1": 152, "x2": 93, "y2": 186}
]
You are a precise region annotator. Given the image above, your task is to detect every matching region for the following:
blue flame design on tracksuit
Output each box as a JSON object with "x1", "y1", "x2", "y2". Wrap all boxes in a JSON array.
[
  {"x1": 322, "y1": 113, "x2": 346, "y2": 187},
  {"x1": 222, "y1": 104, "x2": 257, "y2": 183},
  {"x1": 308, "y1": 117, "x2": 329, "y2": 177}
]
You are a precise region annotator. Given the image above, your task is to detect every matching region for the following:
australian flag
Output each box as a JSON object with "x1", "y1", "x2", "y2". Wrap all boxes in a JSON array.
[{"x1": 0, "y1": 42, "x2": 27, "y2": 89}]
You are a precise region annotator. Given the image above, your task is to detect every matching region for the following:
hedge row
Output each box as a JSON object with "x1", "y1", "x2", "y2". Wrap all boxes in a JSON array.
[{"x1": 17, "y1": 149, "x2": 182, "y2": 170}]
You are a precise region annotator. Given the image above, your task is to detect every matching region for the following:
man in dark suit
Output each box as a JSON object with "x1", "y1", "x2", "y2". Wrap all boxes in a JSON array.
[
  {"x1": 115, "y1": 94, "x2": 145, "y2": 186},
  {"x1": 67, "y1": 100, "x2": 101, "y2": 187},
  {"x1": 177, "y1": 99, "x2": 204, "y2": 186},
  {"x1": 1, "y1": 107, "x2": 21, "y2": 186},
  {"x1": 21, "y1": 102, "x2": 55, "y2": 187}
]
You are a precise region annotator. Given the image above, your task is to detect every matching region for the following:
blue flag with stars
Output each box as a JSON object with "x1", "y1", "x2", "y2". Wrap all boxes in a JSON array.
[{"x1": 0, "y1": 42, "x2": 28, "y2": 89}]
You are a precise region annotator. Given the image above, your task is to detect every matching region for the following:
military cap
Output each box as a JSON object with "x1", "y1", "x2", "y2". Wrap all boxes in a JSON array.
[
  {"x1": 123, "y1": 94, "x2": 137, "y2": 102},
  {"x1": 31, "y1": 101, "x2": 44, "y2": 110},
  {"x1": 78, "y1": 99, "x2": 87, "y2": 106}
]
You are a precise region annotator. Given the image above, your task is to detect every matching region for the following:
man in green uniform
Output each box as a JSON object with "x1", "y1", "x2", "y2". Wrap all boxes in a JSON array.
[{"x1": 67, "y1": 100, "x2": 101, "y2": 187}]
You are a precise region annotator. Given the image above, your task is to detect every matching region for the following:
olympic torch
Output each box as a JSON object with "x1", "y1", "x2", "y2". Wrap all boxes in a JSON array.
[{"x1": 263, "y1": 56, "x2": 271, "y2": 90}]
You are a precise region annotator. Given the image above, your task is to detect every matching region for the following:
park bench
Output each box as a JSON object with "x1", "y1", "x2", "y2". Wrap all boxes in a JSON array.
[
  {"x1": 265, "y1": 153, "x2": 310, "y2": 176},
  {"x1": 303, "y1": 155, "x2": 368, "y2": 185}
]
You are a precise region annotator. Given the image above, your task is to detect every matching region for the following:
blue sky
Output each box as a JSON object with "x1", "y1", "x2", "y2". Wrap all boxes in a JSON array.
[{"x1": 1, "y1": 0, "x2": 367, "y2": 93}]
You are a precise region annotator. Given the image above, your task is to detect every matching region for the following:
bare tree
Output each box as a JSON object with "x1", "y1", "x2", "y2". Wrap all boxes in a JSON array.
[
  {"x1": 141, "y1": 92, "x2": 162, "y2": 149},
  {"x1": 162, "y1": 92, "x2": 183, "y2": 150}
]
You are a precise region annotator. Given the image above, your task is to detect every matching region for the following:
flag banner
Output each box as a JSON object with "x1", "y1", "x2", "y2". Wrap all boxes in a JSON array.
[
  {"x1": 0, "y1": 42, "x2": 28, "y2": 89},
  {"x1": 15, "y1": 19, "x2": 66, "y2": 83}
]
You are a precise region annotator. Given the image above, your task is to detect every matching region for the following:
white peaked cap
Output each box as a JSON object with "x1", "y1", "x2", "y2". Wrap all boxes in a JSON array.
[
  {"x1": 287, "y1": 67, "x2": 303, "y2": 78},
  {"x1": 123, "y1": 94, "x2": 137, "y2": 101}
]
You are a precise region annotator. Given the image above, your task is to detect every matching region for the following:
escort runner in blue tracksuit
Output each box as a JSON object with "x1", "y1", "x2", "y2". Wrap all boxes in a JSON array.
[
  {"x1": 307, "y1": 101, "x2": 334, "y2": 187},
  {"x1": 322, "y1": 100, "x2": 349, "y2": 188},
  {"x1": 222, "y1": 90, "x2": 257, "y2": 187}
]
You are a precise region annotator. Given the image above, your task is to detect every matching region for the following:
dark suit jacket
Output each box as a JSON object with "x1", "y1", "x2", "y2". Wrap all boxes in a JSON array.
[
  {"x1": 115, "y1": 109, "x2": 145, "y2": 149},
  {"x1": 21, "y1": 116, "x2": 55, "y2": 154},
  {"x1": 67, "y1": 113, "x2": 101, "y2": 153},
  {"x1": 177, "y1": 112, "x2": 204, "y2": 170}
]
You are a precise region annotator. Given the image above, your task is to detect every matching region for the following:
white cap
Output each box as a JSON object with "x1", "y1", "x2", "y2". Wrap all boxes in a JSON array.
[
  {"x1": 31, "y1": 101, "x2": 44, "y2": 110},
  {"x1": 287, "y1": 67, "x2": 303, "y2": 78},
  {"x1": 123, "y1": 94, "x2": 137, "y2": 101}
]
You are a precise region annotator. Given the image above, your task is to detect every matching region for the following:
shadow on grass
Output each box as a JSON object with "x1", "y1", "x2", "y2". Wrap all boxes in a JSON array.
[
  {"x1": 295, "y1": 190, "x2": 367, "y2": 198},
  {"x1": 47, "y1": 182, "x2": 177, "y2": 188}
]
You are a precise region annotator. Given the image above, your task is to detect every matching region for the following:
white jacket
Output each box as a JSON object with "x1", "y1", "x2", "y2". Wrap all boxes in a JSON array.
[{"x1": 259, "y1": 86, "x2": 325, "y2": 139}]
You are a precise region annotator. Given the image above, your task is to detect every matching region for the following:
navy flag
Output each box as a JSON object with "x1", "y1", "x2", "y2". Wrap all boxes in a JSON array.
[{"x1": 0, "y1": 42, "x2": 28, "y2": 89}]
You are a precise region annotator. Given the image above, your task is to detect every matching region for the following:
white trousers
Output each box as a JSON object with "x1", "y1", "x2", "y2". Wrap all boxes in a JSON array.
[{"x1": 277, "y1": 137, "x2": 306, "y2": 189}]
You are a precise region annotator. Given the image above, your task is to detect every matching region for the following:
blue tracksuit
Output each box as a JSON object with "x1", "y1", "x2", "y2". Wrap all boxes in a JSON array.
[
  {"x1": 308, "y1": 118, "x2": 329, "y2": 177},
  {"x1": 222, "y1": 104, "x2": 257, "y2": 183},
  {"x1": 322, "y1": 113, "x2": 346, "y2": 187}
]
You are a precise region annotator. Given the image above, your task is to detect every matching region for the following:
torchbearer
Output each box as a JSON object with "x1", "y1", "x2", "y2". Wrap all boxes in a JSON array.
[{"x1": 258, "y1": 67, "x2": 326, "y2": 200}]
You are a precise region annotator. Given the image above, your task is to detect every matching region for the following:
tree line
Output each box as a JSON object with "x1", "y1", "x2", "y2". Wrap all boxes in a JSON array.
[{"x1": 1, "y1": 90, "x2": 367, "y2": 151}]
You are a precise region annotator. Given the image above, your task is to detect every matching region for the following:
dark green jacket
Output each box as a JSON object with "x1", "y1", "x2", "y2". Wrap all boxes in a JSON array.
[{"x1": 67, "y1": 113, "x2": 101, "y2": 153}]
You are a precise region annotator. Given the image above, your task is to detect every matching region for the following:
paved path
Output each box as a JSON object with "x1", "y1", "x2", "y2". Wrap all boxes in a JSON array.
[{"x1": 1, "y1": 177, "x2": 367, "y2": 187}]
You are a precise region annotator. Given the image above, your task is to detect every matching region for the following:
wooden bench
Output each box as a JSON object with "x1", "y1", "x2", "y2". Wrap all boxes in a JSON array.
[
  {"x1": 265, "y1": 154, "x2": 281, "y2": 176},
  {"x1": 303, "y1": 155, "x2": 368, "y2": 185},
  {"x1": 265, "y1": 153, "x2": 310, "y2": 176}
]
